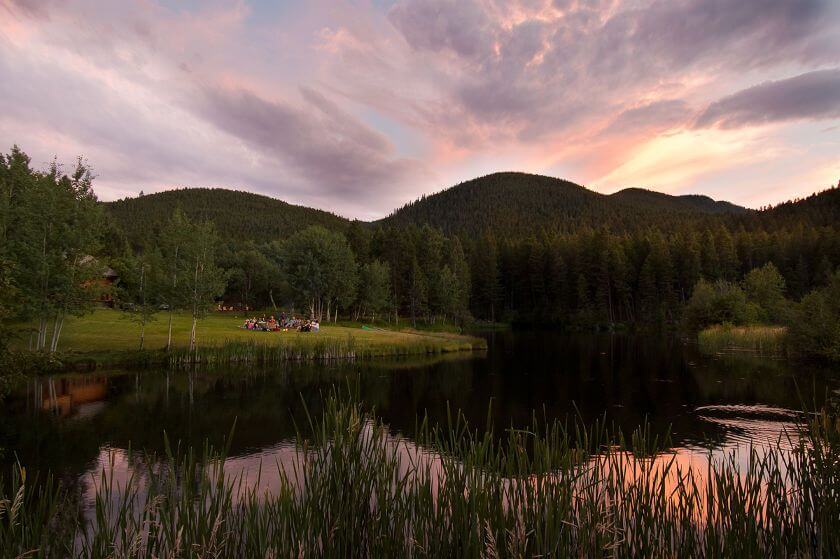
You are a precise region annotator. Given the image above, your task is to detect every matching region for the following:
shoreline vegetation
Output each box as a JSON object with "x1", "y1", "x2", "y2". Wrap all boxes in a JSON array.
[
  {"x1": 686, "y1": 263, "x2": 840, "y2": 363},
  {"x1": 2, "y1": 393, "x2": 838, "y2": 557},
  {"x1": 698, "y1": 324, "x2": 788, "y2": 355},
  {"x1": 8, "y1": 309, "x2": 486, "y2": 370}
]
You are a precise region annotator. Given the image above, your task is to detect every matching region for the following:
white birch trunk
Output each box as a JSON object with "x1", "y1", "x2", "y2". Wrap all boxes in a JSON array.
[
  {"x1": 189, "y1": 257, "x2": 200, "y2": 354},
  {"x1": 166, "y1": 311, "x2": 174, "y2": 352},
  {"x1": 139, "y1": 264, "x2": 146, "y2": 351},
  {"x1": 49, "y1": 314, "x2": 64, "y2": 353}
]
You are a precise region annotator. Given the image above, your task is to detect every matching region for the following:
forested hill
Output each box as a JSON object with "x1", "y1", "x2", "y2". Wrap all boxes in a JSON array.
[
  {"x1": 105, "y1": 188, "x2": 350, "y2": 249},
  {"x1": 762, "y1": 184, "x2": 840, "y2": 227},
  {"x1": 381, "y1": 172, "x2": 747, "y2": 236},
  {"x1": 609, "y1": 188, "x2": 747, "y2": 215},
  {"x1": 103, "y1": 174, "x2": 837, "y2": 250}
]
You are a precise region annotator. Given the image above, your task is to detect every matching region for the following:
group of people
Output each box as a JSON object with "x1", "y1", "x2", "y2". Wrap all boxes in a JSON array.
[{"x1": 241, "y1": 312, "x2": 320, "y2": 333}]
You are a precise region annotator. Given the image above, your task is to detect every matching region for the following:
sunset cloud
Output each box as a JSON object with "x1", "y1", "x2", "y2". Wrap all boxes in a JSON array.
[
  {"x1": 0, "y1": 0, "x2": 838, "y2": 217},
  {"x1": 695, "y1": 69, "x2": 840, "y2": 129}
]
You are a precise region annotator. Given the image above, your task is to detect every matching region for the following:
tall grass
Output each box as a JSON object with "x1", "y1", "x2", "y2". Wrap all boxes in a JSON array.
[
  {"x1": 2, "y1": 395, "x2": 839, "y2": 557},
  {"x1": 698, "y1": 324, "x2": 788, "y2": 355}
]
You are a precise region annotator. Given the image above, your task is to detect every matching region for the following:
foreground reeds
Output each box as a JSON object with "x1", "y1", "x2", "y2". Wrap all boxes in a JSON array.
[
  {"x1": 698, "y1": 324, "x2": 788, "y2": 355},
  {"x1": 2, "y1": 394, "x2": 838, "y2": 558}
]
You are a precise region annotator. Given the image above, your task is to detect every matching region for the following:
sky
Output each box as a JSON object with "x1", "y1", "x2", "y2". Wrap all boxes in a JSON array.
[{"x1": 1, "y1": 0, "x2": 839, "y2": 220}]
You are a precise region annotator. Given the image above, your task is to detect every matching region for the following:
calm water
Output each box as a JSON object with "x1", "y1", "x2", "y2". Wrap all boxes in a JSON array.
[{"x1": 1, "y1": 331, "x2": 838, "y2": 493}]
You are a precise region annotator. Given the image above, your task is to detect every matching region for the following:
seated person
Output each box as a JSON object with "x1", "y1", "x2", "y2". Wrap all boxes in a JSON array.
[{"x1": 310, "y1": 320, "x2": 320, "y2": 332}]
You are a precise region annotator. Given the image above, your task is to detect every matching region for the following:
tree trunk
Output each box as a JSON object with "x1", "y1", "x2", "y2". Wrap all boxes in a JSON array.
[
  {"x1": 166, "y1": 310, "x2": 174, "y2": 352},
  {"x1": 49, "y1": 313, "x2": 64, "y2": 353},
  {"x1": 139, "y1": 264, "x2": 146, "y2": 351},
  {"x1": 269, "y1": 289, "x2": 277, "y2": 311},
  {"x1": 166, "y1": 245, "x2": 179, "y2": 352},
  {"x1": 37, "y1": 316, "x2": 48, "y2": 351},
  {"x1": 189, "y1": 315, "x2": 198, "y2": 354},
  {"x1": 244, "y1": 276, "x2": 250, "y2": 312},
  {"x1": 189, "y1": 257, "x2": 200, "y2": 354}
]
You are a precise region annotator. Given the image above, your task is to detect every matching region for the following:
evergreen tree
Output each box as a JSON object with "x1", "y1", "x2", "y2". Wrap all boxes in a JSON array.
[
  {"x1": 446, "y1": 236, "x2": 471, "y2": 319},
  {"x1": 472, "y1": 233, "x2": 500, "y2": 321},
  {"x1": 408, "y1": 257, "x2": 427, "y2": 327}
]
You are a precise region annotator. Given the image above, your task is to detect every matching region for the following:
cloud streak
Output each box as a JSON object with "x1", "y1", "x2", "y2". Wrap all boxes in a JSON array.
[
  {"x1": 0, "y1": 0, "x2": 838, "y2": 216},
  {"x1": 695, "y1": 69, "x2": 840, "y2": 129},
  {"x1": 195, "y1": 85, "x2": 421, "y2": 198}
]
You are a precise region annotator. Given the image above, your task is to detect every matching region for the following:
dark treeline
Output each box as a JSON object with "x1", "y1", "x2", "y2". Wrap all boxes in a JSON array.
[{"x1": 469, "y1": 223, "x2": 840, "y2": 326}]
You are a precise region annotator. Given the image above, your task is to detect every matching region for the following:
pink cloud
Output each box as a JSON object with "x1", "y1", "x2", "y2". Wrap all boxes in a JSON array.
[{"x1": 0, "y1": 0, "x2": 838, "y2": 217}]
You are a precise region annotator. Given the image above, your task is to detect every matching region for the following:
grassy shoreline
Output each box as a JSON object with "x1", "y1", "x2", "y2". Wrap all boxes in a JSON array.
[
  {"x1": 698, "y1": 324, "x2": 788, "y2": 355},
  {"x1": 10, "y1": 309, "x2": 486, "y2": 370}
]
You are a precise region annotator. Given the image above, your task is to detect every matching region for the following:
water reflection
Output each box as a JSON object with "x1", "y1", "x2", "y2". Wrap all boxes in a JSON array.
[{"x1": 1, "y1": 331, "x2": 837, "y2": 501}]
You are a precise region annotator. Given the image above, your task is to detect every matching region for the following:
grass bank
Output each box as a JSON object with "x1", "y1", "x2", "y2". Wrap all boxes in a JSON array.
[
  {"x1": 9, "y1": 309, "x2": 485, "y2": 369},
  {"x1": 698, "y1": 324, "x2": 788, "y2": 355},
  {"x1": 1, "y1": 395, "x2": 838, "y2": 557}
]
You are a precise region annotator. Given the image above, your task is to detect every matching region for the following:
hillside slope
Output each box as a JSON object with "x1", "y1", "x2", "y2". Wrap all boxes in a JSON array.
[
  {"x1": 760, "y1": 183, "x2": 840, "y2": 227},
  {"x1": 105, "y1": 188, "x2": 349, "y2": 248},
  {"x1": 381, "y1": 172, "x2": 746, "y2": 236},
  {"x1": 609, "y1": 188, "x2": 747, "y2": 215},
  {"x1": 104, "y1": 175, "x2": 836, "y2": 247}
]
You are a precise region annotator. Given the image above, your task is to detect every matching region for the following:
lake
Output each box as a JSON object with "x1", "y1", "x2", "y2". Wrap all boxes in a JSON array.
[{"x1": 1, "y1": 330, "x2": 838, "y2": 496}]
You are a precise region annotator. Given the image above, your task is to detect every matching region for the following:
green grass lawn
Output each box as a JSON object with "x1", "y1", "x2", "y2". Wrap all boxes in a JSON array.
[{"x1": 11, "y1": 308, "x2": 485, "y2": 363}]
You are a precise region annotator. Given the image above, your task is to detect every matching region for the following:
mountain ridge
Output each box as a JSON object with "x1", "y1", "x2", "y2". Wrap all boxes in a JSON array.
[
  {"x1": 104, "y1": 172, "x2": 837, "y2": 245},
  {"x1": 105, "y1": 187, "x2": 349, "y2": 249},
  {"x1": 379, "y1": 172, "x2": 748, "y2": 236}
]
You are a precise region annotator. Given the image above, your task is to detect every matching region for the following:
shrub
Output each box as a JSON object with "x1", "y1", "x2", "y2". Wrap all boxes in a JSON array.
[
  {"x1": 684, "y1": 279, "x2": 749, "y2": 331},
  {"x1": 788, "y1": 271, "x2": 840, "y2": 361},
  {"x1": 744, "y1": 262, "x2": 791, "y2": 323}
]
